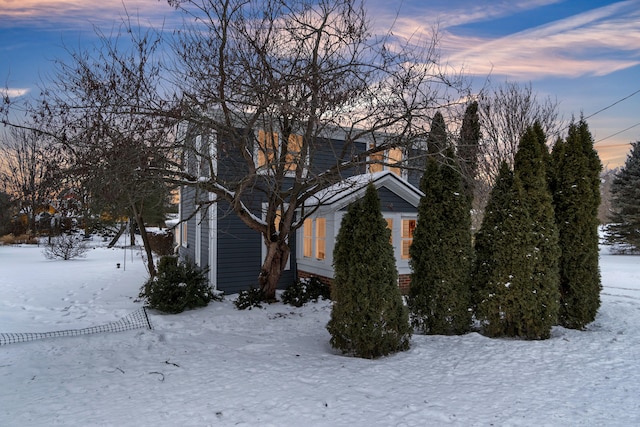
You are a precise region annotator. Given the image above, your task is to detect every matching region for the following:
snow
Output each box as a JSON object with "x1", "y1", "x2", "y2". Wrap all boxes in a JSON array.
[{"x1": 1, "y1": 238, "x2": 640, "y2": 426}]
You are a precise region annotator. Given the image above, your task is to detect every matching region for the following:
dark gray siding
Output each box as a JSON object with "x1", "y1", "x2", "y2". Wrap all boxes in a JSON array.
[
  {"x1": 215, "y1": 201, "x2": 295, "y2": 295},
  {"x1": 377, "y1": 187, "x2": 418, "y2": 212},
  {"x1": 179, "y1": 185, "x2": 197, "y2": 263},
  {"x1": 340, "y1": 186, "x2": 417, "y2": 213},
  {"x1": 308, "y1": 137, "x2": 367, "y2": 177}
]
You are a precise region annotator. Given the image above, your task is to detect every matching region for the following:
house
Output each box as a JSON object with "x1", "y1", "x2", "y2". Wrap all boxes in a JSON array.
[{"x1": 177, "y1": 124, "x2": 424, "y2": 295}]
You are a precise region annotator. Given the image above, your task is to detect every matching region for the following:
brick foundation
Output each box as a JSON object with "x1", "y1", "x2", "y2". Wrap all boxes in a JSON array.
[
  {"x1": 298, "y1": 270, "x2": 411, "y2": 295},
  {"x1": 398, "y1": 274, "x2": 411, "y2": 295}
]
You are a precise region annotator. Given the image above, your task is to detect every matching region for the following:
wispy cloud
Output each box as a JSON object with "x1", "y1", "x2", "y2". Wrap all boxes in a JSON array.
[
  {"x1": 445, "y1": 1, "x2": 640, "y2": 79},
  {"x1": 0, "y1": 87, "x2": 30, "y2": 98},
  {"x1": 374, "y1": 0, "x2": 640, "y2": 80},
  {"x1": 0, "y1": 0, "x2": 175, "y2": 30}
]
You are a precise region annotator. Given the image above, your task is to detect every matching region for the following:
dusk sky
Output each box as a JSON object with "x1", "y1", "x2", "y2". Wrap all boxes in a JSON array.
[{"x1": 1, "y1": 0, "x2": 639, "y2": 168}]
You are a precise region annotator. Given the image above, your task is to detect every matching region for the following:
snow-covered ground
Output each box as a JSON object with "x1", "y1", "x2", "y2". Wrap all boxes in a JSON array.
[{"x1": 1, "y1": 238, "x2": 639, "y2": 426}]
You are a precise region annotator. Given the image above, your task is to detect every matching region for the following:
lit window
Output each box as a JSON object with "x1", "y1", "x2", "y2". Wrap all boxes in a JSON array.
[
  {"x1": 315, "y1": 218, "x2": 326, "y2": 260},
  {"x1": 286, "y1": 134, "x2": 303, "y2": 172},
  {"x1": 401, "y1": 219, "x2": 416, "y2": 259},
  {"x1": 385, "y1": 218, "x2": 393, "y2": 244},
  {"x1": 388, "y1": 148, "x2": 402, "y2": 176},
  {"x1": 369, "y1": 145, "x2": 402, "y2": 176},
  {"x1": 257, "y1": 130, "x2": 279, "y2": 169},
  {"x1": 369, "y1": 151, "x2": 384, "y2": 173},
  {"x1": 303, "y1": 218, "x2": 312, "y2": 258}
]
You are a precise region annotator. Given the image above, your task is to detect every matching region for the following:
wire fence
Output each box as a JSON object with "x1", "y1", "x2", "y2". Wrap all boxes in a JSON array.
[{"x1": 0, "y1": 307, "x2": 153, "y2": 346}]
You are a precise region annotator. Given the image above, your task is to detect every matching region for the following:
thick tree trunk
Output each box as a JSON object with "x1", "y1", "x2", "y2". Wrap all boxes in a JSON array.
[
  {"x1": 258, "y1": 239, "x2": 290, "y2": 301},
  {"x1": 130, "y1": 204, "x2": 157, "y2": 278}
]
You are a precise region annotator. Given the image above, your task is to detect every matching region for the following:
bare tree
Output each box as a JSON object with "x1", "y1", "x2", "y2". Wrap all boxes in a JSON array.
[
  {"x1": 477, "y1": 81, "x2": 562, "y2": 184},
  {"x1": 2, "y1": 0, "x2": 466, "y2": 296},
  {"x1": 167, "y1": 0, "x2": 467, "y2": 298},
  {"x1": 28, "y1": 24, "x2": 180, "y2": 277},
  {"x1": 0, "y1": 127, "x2": 60, "y2": 234}
]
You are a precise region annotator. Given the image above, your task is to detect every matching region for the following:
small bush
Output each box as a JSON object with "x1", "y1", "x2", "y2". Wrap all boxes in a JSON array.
[
  {"x1": 234, "y1": 287, "x2": 266, "y2": 310},
  {"x1": 43, "y1": 233, "x2": 90, "y2": 260},
  {"x1": 139, "y1": 256, "x2": 215, "y2": 314},
  {"x1": 282, "y1": 277, "x2": 331, "y2": 307}
]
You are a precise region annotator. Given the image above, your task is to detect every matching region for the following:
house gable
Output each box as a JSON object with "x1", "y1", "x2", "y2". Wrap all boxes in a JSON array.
[
  {"x1": 297, "y1": 171, "x2": 422, "y2": 289},
  {"x1": 304, "y1": 170, "x2": 422, "y2": 214}
]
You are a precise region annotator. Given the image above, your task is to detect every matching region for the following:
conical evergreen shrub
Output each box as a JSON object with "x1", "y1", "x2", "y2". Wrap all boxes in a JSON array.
[
  {"x1": 408, "y1": 150, "x2": 473, "y2": 335},
  {"x1": 551, "y1": 118, "x2": 602, "y2": 329},
  {"x1": 472, "y1": 162, "x2": 515, "y2": 312},
  {"x1": 327, "y1": 183, "x2": 411, "y2": 358},
  {"x1": 512, "y1": 123, "x2": 560, "y2": 337},
  {"x1": 473, "y1": 123, "x2": 560, "y2": 340},
  {"x1": 473, "y1": 169, "x2": 537, "y2": 337}
]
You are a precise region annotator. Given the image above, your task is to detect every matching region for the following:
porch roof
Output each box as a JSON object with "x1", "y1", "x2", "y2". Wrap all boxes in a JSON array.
[{"x1": 302, "y1": 171, "x2": 423, "y2": 213}]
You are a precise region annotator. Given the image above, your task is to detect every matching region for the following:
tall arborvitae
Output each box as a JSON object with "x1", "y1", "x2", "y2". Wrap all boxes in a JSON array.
[
  {"x1": 473, "y1": 167, "x2": 536, "y2": 337},
  {"x1": 606, "y1": 141, "x2": 640, "y2": 251},
  {"x1": 512, "y1": 123, "x2": 560, "y2": 338},
  {"x1": 472, "y1": 162, "x2": 515, "y2": 311},
  {"x1": 551, "y1": 119, "x2": 602, "y2": 328},
  {"x1": 327, "y1": 183, "x2": 411, "y2": 358},
  {"x1": 473, "y1": 124, "x2": 560, "y2": 340},
  {"x1": 408, "y1": 149, "x2": 473, "y2": 335},
  {"x1": 458, "y1": 101, "x2": 481, "y2": 201},
  {"x1": 427, "y1": 111, "x2": 448, "y2": 156}
]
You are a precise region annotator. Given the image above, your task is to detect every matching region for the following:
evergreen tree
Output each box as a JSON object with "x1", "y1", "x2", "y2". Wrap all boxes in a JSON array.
[
  {"x1": 472, "y1": 162, "x2": 515, "y2": 311},
  {"x1": 327, "y1": 183, "x2": 411, "y2": 358},
  {"x1": 458, "y1": 101, "x2": 481, "y2": 202},
  {"x1": 427, "y1": 111, "x2": 448, "y2": 156},
  {"x1": 473, "y1": 123, "x2": 560, "y2": 340},
  {"x1": 512, "y1": 123, "x2": 560, "y2": 338},
  {"x1": 408, "y1": 150, "x2": 473, "y2": 335},
  {"x1": 606, "y1": 141, "x2": 640, "y2": 251},
  {"x1": 473, "y1": 167, "x2": 537, "y2": 337},
  {"x1": 551, "y1": 119, "x2": 602, "y2": 329}
]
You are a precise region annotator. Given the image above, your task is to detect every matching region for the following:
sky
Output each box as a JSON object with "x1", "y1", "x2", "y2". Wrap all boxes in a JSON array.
[{"x1": 1, "y1": 0, "x2": 639, "y2": 168}]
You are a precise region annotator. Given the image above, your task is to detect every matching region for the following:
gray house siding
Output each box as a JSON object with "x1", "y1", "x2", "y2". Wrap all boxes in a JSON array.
[
  {"x1": 179, "y1": 124, "x2": 419, "y2": 295},
  {"x1": 179, "y1": 185, "x2": 197, "y2": 263},
  {"x1": 216, "y1": 201, "x2": 296, "y2": 294},
  {"x1": 338, "y1": 187, "x2": 419, "y2": 213}
]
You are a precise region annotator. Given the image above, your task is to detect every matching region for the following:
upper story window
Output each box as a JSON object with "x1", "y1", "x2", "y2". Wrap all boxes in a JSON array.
[
  {"x1": 369, "y1": 146, "x2": 403, "y2": 177},
  {"x1": 257, "y1": 130, "x2": 304, "y2": 174}
]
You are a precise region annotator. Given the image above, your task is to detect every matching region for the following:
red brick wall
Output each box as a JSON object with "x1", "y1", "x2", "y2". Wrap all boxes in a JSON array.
[
  {"x1": 298, "y1": 270, "x2": 334, "y2": 287},
  {"x1": 398, "y1": 274, "x2": 411, "y2": 295}
]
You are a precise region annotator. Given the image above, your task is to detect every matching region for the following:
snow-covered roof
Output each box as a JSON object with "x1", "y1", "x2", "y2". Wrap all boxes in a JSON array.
[{"x1": 303, "y1": 171, "x2": 423, "y2": 213}]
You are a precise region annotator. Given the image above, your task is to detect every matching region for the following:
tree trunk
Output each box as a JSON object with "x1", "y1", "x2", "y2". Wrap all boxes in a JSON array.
[
  {"x1": 130, "y1": 204, "x2": 157, "y2": 278},
  {"x1": 258, "y1": 239, "x2": 290, "y2": 301}
]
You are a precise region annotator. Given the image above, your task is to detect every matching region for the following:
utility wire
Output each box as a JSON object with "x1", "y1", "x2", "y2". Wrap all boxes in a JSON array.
[
  {"x1": 595, "y1": 121, "x2": 640, "y2": 144},
  {"x1": 584, "y1": 88, "x2": 640, "y2": 121}
]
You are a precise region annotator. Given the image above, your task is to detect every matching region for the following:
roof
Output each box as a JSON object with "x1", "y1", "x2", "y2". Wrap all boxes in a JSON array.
[{"x1": 303, "y1": 171, "x2": 423, "y2": 213}]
